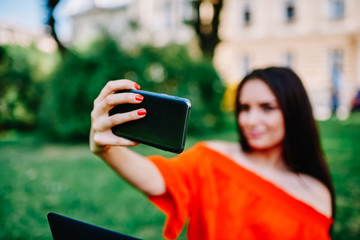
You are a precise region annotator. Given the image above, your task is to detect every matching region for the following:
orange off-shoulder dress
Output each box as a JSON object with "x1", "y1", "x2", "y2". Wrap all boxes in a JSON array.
[{"x1": 148, "y1": 142, "x2": 333, "y2": 240}]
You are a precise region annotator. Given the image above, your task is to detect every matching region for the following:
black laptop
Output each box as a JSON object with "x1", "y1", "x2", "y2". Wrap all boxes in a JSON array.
[{"x1": 47, "y1": 212, "x2": 141, "y2": 240}]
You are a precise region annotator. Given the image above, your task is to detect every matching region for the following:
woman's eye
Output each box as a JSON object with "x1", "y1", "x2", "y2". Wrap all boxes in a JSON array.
[{"x1": 262, "y1": 105, "x2": 276, "y2": 111}]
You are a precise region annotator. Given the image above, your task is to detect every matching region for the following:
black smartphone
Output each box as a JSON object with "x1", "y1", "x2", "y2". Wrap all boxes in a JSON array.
[{"x1": 109, "y1": 89, "x2": 191, "y2": 153}]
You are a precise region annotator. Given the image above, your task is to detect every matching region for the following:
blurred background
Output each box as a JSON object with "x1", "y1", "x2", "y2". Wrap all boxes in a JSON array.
[{"x1": 0, "y1": 0, "x2": 359, "y2": 239}]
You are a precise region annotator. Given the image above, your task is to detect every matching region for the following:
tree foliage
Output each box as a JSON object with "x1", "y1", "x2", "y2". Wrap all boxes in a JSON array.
[
  {"x1": 45, "y1": 0, "x2": 66, "y2": 54},
  {"x1": 190, "y1": 0, "x2": 223, "y2": 58},
  {"x1": 0, "y1": 45, "x2": 55, "y2": 130}
]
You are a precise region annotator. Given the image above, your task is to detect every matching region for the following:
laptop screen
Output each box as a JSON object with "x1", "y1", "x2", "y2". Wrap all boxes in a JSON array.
[{"x1": 47, "y1": 212, "x2": 141, "y2": 240}]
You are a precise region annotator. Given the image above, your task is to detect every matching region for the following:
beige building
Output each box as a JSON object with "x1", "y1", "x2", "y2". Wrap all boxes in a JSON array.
[
  {"x1": 214, "y1": 0, "x2": 360, "y2": 119},
  {"x1": 64, "y1": 0, "x2": 359, "y2": 119},
  {"x1": 0, "y1": 18, "x2": 57, "y2": 53},
  {"x1": 66, "y1": 0, "x2": 195, "y2": 49}
]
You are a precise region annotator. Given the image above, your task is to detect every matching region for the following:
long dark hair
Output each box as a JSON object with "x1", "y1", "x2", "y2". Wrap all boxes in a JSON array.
[{"x1": 235, "y1": 67, "x2": 335, "y2": 220}]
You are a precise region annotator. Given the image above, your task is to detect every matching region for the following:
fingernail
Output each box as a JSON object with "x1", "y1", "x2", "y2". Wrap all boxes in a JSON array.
[
  {"x1": 134, "y1": 83, "x2": 141, "y2": 90},
  {"x1": 137, "y1": 109, "x2": 146, "y2": 116},
  {"x1": 135, "y1": 95, "x2": 144, "y2": 102}
]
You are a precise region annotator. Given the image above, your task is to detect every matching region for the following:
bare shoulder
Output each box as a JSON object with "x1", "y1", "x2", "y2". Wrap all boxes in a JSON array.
[{"x1": 295, "y1": 173, "x2": 332, "y2": 217}]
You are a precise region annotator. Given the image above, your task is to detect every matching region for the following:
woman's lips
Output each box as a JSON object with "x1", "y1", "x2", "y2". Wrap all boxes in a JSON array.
[{"x1": 247, "y1": 131, "x2": 264, "y2": 138}]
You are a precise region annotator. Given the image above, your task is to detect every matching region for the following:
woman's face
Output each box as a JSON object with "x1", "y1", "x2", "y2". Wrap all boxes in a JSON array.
[{"x1": 238, "y1": 79, "x2": 285, "y2": 151}]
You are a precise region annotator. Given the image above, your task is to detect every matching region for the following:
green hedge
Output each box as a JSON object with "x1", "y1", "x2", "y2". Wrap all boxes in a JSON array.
[
  {"x1": 0, "y1": 45, "x2": 57, "y2": 131},
  {"x1": 40, "y1": 38, "x2": 226, "y2": 141}
]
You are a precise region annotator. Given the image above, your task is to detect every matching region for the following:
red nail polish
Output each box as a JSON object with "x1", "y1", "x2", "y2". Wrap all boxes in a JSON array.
[
  {"x1": 135, "y1": 95, "x2": 144, "y2": 101},
  {"x1": 137, "y1": 109, "x2": 146, "y2": 116},
  {"x1": 134, "y1": 83, "x2": 141, "y2": 90}
]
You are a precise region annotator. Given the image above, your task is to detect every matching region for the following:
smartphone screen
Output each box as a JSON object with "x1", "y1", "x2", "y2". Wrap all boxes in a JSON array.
[{"x1": 109, "y1": 90, "x2": 191, "y2": 153}]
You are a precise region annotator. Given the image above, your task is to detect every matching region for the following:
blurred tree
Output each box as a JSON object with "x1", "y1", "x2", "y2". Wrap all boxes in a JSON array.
[
  {"x1": 40, "y1": 37, "x2": 225, "y2": 141},
  {"x1": 190, "y1": 0, "x2": 223, "y2": 58},
  {"x1": 45, "y1": 0, "x2": 67, "y2": 54},
  {"x1": 0, "y1": 46, "x2": 45, "y2": 130}
]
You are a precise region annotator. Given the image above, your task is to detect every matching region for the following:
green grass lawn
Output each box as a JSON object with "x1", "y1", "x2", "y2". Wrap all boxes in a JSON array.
[{"x1": 0, "y1": 114, "x2": 359, "y2": 240}]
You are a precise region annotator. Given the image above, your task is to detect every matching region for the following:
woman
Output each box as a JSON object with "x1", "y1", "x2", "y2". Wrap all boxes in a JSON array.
[{"x1": 90, "y1": 67, "x2": 334, "y2": 239}]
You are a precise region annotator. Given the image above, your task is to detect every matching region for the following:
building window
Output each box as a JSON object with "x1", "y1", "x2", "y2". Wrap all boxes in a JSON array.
[
  {"x1": 242, "y1": 55, "x2": 250, "y2": 75},
  {"x1": 285, "y1": 0, "x2": 296, "y2": 22},
  {"x1": 329, "y1": 0, "x2": 344, "y2": 19},
  {"x1": 164, "y1": 1, "x2": 173, "y2": 30},
  {"x1": 243, "y1": 2, "x2": 251, "y2": 26},
  {"x1": 330, "y1": 49, "x2": 343, "y2": 87},
  {"x1": 182, "y1": 0, "x2": 195, "y2": 24},
  {"x1": 329, "y1": 49, "x2": 343, "y2": 113},
  {"x1": 284, "y1": 52, "x2": 294, "y2": 68},
  {"x1": 244, "y1": 9, "x2": 251, "y2": 25}
]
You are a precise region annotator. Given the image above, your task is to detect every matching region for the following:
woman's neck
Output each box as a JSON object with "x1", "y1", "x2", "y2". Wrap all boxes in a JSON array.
[{"x1": 246, "y1": 144, "x2": 287, "y2": 171}]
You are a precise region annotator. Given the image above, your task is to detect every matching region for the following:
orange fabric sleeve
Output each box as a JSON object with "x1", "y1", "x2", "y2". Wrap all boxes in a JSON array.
[
  {"x1": 147, "y1": 142, "x2": 333, "y2": 240},
  {"x1": 147, "y1": 146, "x2": 200, "y2": 239}
]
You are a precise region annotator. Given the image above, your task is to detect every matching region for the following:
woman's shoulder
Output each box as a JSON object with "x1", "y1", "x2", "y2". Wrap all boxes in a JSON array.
[
  {"x1": 294, "y1": 173, "x2": 332, "y2": 217},
  {"x1": 198, "y1": 141, "x2": 332, "y2": 218}
]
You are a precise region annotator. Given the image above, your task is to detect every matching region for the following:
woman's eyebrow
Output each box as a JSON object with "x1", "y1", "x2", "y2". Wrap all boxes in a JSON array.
[
  {"x1": 259, "y1": 100, "x2": 278, "y2": 104},
  {"x1": 239, "y1": 99, "x2": 278, "y2": 105},
  {"x1": 261, "y1": 101, "x2": 277, "y2": 105}
]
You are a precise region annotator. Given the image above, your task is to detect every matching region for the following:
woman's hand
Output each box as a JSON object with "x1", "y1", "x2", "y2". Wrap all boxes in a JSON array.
[
  {"x1": 89, "y1": 79, "x2": 166, "y2": 195},
  {"x1": 90, "y1": 79, "x2": 146, "y2": 154}
]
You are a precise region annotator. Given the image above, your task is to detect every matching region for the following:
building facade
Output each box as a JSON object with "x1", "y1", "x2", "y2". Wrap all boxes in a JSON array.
[
  {"x1": 0, "y1": 18, "x2": 57, "y2": 53},
  {"x1": 67, "y1": 0, "x2": 195, "y2": 49},
  {"x1": 66, "y1": 0, "x2": 360, "y2": 119},
  {"x1": 214, "y1": 0, "x2": 360, "y2": 119}
]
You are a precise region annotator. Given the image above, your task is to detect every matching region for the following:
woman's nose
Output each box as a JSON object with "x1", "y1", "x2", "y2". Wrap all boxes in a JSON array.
[{"x1": 245, "y1": 109, "x2": 260, "y2": 125}]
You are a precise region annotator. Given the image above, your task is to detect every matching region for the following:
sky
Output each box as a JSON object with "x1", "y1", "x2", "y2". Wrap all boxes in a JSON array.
[{"x1": 0, "y1": 0, "x2": 71, "y2": 41}]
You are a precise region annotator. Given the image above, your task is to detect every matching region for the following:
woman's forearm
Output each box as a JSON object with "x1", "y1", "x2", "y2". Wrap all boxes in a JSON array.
[{"x1": 95, "y1": 145, "x2": 166, "y2": 196}]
